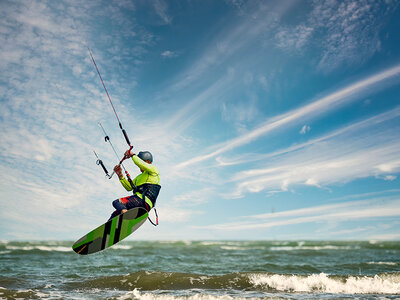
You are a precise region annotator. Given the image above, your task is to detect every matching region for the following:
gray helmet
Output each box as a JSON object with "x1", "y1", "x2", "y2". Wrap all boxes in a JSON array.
[{"x1": 138, "y1": 151, "x2": 153, "y2": 163}]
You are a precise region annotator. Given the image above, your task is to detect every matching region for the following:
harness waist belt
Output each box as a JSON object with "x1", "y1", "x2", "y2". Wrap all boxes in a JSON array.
[{"x1": 135, "y1": 183, "x2": 161, "y2": 208}]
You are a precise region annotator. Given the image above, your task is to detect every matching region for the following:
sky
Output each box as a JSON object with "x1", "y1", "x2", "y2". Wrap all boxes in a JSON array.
[{"x1": 0, "y1": 0, "x2": 400, "y2": 241}]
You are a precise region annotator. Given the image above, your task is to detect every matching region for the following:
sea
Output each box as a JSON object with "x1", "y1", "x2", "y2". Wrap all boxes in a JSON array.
[{"x1": 0, "y1": 240, "x2": 399, "y2": 299}]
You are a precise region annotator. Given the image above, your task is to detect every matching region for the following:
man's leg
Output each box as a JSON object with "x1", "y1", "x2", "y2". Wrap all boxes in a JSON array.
[
  {"x1": 125, "y1": 195, "x2": 150, "y2": 211},
  {"x1": 109, "y1": 196, "x2": 131, "y2": 220},
  {"x1": 108, "y1": 210, "x2": 120, "y2": 221},
  {"x1": 109, "y1": 195, "x2": 148, "y2": 221}
]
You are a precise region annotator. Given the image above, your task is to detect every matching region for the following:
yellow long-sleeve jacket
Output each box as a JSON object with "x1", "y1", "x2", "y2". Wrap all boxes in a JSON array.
[{"x1": 119, "y1": 155, "x2": 161, "y2": 209}]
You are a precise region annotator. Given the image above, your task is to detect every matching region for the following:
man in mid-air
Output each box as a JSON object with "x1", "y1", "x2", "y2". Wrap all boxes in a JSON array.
[{"x1": 109, "y1": 150, "x2": 161, "y2": 220}]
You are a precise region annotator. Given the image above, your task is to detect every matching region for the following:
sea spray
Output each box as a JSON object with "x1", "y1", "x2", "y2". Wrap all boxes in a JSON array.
[{"x1": 249, "y1": 272, "x2": 400, "y2": 294}]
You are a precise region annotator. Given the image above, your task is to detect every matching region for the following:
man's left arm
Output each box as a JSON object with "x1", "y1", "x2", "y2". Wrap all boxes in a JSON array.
[{"x1": 132, "y1": 155, "x2": 157, "y2": 174}]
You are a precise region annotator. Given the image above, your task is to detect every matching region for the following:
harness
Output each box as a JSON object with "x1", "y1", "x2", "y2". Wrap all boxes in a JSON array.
[
  {"x1": 134, "y1": 183, "x2": 161, "y2": 226},
  {"x1": 135, "y1": 183, "x2": 161, "y2": 206}
]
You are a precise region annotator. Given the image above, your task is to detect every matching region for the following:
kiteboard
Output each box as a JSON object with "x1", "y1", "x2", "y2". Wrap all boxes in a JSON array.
[{"x1": 72, "y1": 207, "x2": 148, "y2": 255}]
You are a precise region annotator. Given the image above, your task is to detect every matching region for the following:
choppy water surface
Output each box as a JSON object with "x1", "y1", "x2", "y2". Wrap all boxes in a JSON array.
[{"x1": 0, "y1": 240, "x2": 399, "y2": 299}]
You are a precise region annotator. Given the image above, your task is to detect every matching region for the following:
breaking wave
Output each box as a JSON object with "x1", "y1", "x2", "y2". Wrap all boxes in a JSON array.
[
  {"x1": 69, "y1": 271, "x2": 400, "y2": 295},
  {"x1": 4, "y1": 245, "x2": 71, "y2": 252},
  {"x1": 249, "y1": 272, "x2": 400, "y2": 294}
]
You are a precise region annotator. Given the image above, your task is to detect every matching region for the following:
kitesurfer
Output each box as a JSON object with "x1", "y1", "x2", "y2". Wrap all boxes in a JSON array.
[{"x1": 109, "y1": 150, "x2": 161, "y2": 220}]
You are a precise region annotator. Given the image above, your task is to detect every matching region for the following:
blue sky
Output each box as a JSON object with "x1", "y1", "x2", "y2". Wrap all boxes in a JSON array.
[{"x1": 1, "y1": 0, "x2": 400, "y2": 241}]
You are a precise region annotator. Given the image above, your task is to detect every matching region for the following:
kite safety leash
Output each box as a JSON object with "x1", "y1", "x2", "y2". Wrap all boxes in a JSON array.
[{"x1": 148, "y1": 208, "x2": 159, "y2": 226}]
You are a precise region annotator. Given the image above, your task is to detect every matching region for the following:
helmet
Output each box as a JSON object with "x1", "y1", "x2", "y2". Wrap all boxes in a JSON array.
[{"x1": 138, "y1": 151, "x2": 153, "y2": 163}]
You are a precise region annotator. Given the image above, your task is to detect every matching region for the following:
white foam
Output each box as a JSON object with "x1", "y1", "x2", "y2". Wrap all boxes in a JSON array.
[
  {"x1": 200, "y1": 241, "x2": 228, "y2": 246},
  {"x1": 159, "y1": 240, "x2": 192, "y2": 246},
  {"x1": 220, "y1": 246, "x2": 246, "y2": 251},
  {"x1": 111, "y1": 245, "x2": 132, "y2": 250},
  {"x1": 117, "y1": 289, "x2": 238, "y2": 300},
  {"x1": 249, "y1": 273, "x2": 400, "y2": 294},
  {"x1": 367, "y1": 261, "x2": 397, "y2": 266},
  {"x1": 269, "y1": 245, "x2": 358, "y2": 251},
  {"x1": 220, "y1": 245, "x2": 266, "y2": 251},
  {"x1": 36, "y1": 246, "x2": 71, "y2": 252},
  {"x1": 6, "y1": 245, "x2": 36, "y2": 251},
  {"x1": 200, "y1": 241, "x2": 245, "y2": 247},
  {"x1": 6, "y1": 245, "x2": 71, "y2": 252},
  {"x1": 189, "y1": 276, "x2": 210, "y2": 285}
]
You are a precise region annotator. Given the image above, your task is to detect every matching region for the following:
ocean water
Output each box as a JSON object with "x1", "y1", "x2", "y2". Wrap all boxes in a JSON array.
[{"x1": 0, "y1": 240, "x2": 399, "y2": 299}]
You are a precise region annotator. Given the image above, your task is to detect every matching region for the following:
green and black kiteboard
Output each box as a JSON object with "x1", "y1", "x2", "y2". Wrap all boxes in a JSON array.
[{"x1": 72, "y1": 207, "x2": 148, "y2": 255}]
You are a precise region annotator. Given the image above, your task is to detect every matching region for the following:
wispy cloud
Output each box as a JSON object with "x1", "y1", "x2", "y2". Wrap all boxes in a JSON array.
[
  {"x1": 153, "y1": 0, "x2": 172, "y2": 24},
  {"x1": 221, "y1": 96, "x2": 260, "y2": 134},
  {"x1": 198, "y1": 196, "x2": 400, "y2": 231},
  {"x1": 368, "y1": 232, "x2": 400, "y2": 240},
  {"x1": 299, "y1": 125, "x2": 311, "y2": 135},
  {"x1": 151, "y1": 1, "x2": 296, "y2": 143},
  {"x1": 164, "y1": 72, "x2": 235, "y2": 136},
  {"x1": 275, "y1": 0, "x2": 399, "y2": 72},
  {"x1": 176, "y1": 64, "x2": 400, "y2": 169},
  {"x1": 157, "y1": 206, "x2": 204, "y2": 223},
  {"x1": 215, "y1": 108, "x2": 400, "y2": 168},
  {"x1": 161, "y1": 1, "x2": 293, "y2": 95},
  {"x1": 230, "y1": 106, "x2": 400, "y2": 196},
  {"x1": 275, "y1": 24, "x2": 314, "y2": 50},
  {"x1": 161, "y1": 50, "x2": 178, "y2": 58},
  {"x1": 0, "y1": 0, "x2": 159, "y2": 239},
  {"x1": 172, "y1": 188, "x2": 214, "y2": 206}
]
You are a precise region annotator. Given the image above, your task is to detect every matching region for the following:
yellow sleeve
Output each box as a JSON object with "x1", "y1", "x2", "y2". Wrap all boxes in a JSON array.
[
  {"x1": 132, "y1": 155, "x2": 158, "y2": 174},
  {"x1": 119, "y1": 177, "x2": 133, "y2": 191}
]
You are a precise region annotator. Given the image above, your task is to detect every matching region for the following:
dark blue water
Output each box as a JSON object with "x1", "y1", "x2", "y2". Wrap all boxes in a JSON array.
[{"x1": 0, "y1": 240, "x2": 399, "y2": 299}]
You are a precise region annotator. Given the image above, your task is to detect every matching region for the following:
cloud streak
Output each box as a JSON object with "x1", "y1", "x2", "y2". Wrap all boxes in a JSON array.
[
  {"x1": 153, "y1": 0, "x2": 172, "y2": 24},
  {"x1": 275, "y1": 1, "x2": 399, "y2": 72},
  {"x1": 158, "y1": 1, "x2": 295, "y2": 134},
  {"x1": 176, "y1": 64, "x2": 400, "y2": 169},
  {"x1": 198, "y1": 196, "x2": 400, "y2": 231},
  {"x1": 230, "y1": 106, "x2": 400, "y2": 196}
]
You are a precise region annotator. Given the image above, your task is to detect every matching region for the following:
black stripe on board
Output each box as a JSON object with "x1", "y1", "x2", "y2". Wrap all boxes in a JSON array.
[
  {"x1": 101, "y1": 219, "x2": 112, "y2": 250},
  {"x1": 137, "y1": 207, "x2": 147, "y2": 218},
  {"x1": 74, "y1": 242, "x2": 90, "y2": 255},
  {"x1": 114, "y1": 214, "x2": 124, "y2": 244}
]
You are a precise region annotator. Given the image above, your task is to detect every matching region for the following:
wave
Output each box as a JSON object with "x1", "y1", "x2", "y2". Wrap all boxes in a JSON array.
[
  {"x1": 117, "y1": 289, "x2": 250, "y2": 300},
  {"x1": 0, "y1": 287, "x2": 257, "y2": 300},
  {"x1": 2, "y1": 240, "x2": 399, "y2": 248},
  {"x1": 111, "y1": 244, "x2": 133, "y2": 250},
  {"x1": 69, "y1": 271, "x2": 400, "y2": 295},
  {"x1": 249, "y1": 272, "x2": 400, "y2": 294},
  {"x1": 0, "y1": 287, "x2": 42, "y2": 299},
  {"x1": 220, "y1": 246, "x2": 265, "y2": 251},
  {"x1": 269, "y1": 245, "x2": 360, "y2": 251},
  {"x1": 2, "y1": 242, "x2": 132, "y2": 252},
  {"x1": 367, "y1": 261, "x2": 398, "y2": 266},
  {"x1": 4, "y1": 245, "x2": 71, "y2": 252}
]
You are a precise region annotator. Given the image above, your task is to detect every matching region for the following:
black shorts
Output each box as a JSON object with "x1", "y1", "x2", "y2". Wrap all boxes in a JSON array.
[{"x1": 113, "y1": 195, "x2": 151, "y2": 212}]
